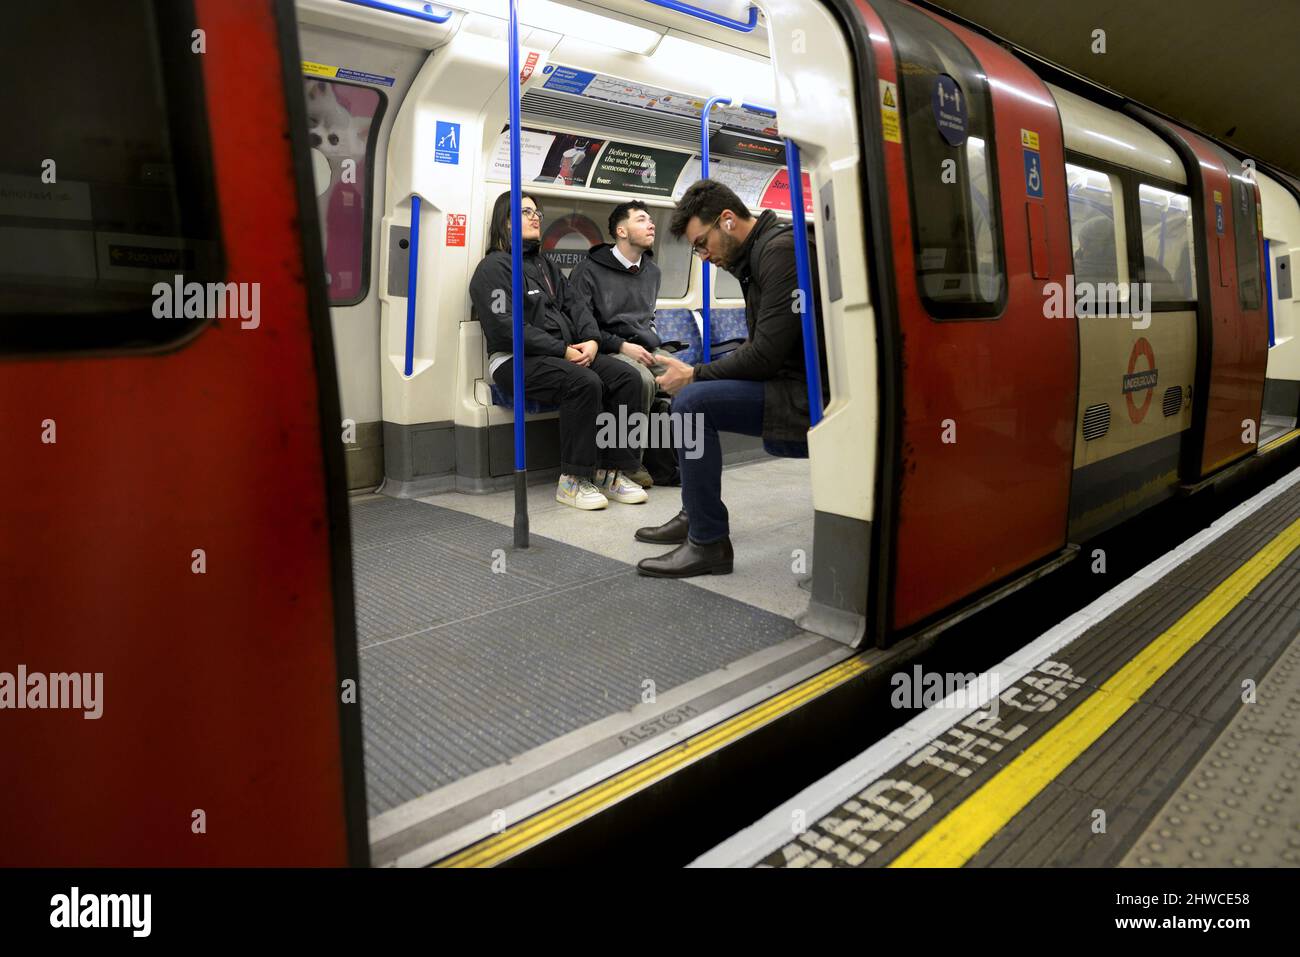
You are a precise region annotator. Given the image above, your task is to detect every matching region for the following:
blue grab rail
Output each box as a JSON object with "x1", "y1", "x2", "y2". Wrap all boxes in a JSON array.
[
  {"x1": 341, "y1": 0, "x2": 453, "y2": 23},
  {"x1": 643, "y1": 0, "x2": 759, "y2": 32},
  {"x1": 784, "y1": 138, "x2": 823, "y2": 428},
  {"x1": 700, "y1": 95, "x2": 731, "y2": 363},
  {"x1": 404, "y1": 195, "x2": 421, "y2": 377},
  {"x1": 1264, "y1": 238, "x2": 1275, "y2": 348},
  {"x1": 508, "y1": 0, "x2": 529, "y2": 547}
]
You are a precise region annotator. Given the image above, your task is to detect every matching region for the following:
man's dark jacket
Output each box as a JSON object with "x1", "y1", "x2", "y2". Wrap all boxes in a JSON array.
[
  {"x1": 692, "y1": 209, "x2": 826, "y2": 445},
  {"x1": 469, "y1": 241, "x2": 598, "y2": 357},
  {"x1": 568, "y1": 244, "x2": 663, "y2": 353}
]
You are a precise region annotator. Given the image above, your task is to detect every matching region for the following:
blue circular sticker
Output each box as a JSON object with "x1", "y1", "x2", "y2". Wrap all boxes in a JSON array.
[
  {"x1": 932, "y1": 73, "x2": 968, "y2": 147},
  {"x1": 542, "y1": 65, "x2": 554, "y2": 74}
]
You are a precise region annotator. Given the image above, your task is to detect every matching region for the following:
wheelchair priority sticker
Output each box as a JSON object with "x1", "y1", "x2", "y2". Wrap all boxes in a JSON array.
[{"x1": 1022, "y1": 129, "x2": 1043, "y2": 199}]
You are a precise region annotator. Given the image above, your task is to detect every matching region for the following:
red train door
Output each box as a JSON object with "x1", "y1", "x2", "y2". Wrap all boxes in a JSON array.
[
  {"x1": 1133, "y1": 117, "x2": 1269, "y2": 479},
  {"x1": 859, "y1": 0, "x2": 1077, "y2": 635},
  {"x1": 0, "y1": 0, "x2": 366, "y2": 864}
]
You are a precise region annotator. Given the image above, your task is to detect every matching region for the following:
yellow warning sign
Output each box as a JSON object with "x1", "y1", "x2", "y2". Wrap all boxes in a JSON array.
[
  {"x1": 301, "y1": 60, "x2": 340, "y2": 79},
  {"x1": 879, "y1": 79, "x2": 901, "y2": 144},
  {"x1": 1213, "y1": 189, "x2": 1223, "y2": 204},
  {"x1": 1020, "y1": 129, "x2": 1040, "y2": 150}
]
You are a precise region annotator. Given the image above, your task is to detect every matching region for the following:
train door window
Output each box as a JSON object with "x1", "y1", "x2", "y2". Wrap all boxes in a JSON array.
[
  {"x1": 1230, "y1": 173, "x2": 1263, "y2": 310},
  {"x1": 875, "y1": 0, "x2": 1005, "y2": 318},
  {"x1": 1137, "y1": 183, "x2": 1197, "y2": 302},
  {"x1": 528, "y1": 195, "x2": 691, "y2": 297},
  {"x1": 1066, "y1": 164, "x2": 1128, "y2": 297},
  {"x1": 304, "y1": 79, "x2": 386, "y2": 306},
  {"x1": 0, "y1": 0, "x2": 221, "y2": 353}
]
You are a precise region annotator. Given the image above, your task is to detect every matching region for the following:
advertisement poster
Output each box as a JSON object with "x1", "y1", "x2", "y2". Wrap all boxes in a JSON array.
[
  {"x1": 759, "y1": 168, "x2": 815, "y2": 214},
  {"x1": 589, "y1": 143, "x2": 692, "y2": 197},
  {"x1": 489, "y1": 127, "x2": 605, "y2": 187},
  {"x1": 672, "y1": 156, "x2": 774, "y2": 209},
  {"x1": 304, "y1": 78, "x2": 380, "y2": 304}
]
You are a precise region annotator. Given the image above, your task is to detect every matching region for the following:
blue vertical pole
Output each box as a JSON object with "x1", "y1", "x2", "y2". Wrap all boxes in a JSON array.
[
  {"x1": 404, "y1": 195, "x2": 421, "y2": 377},
  {"x1": 784, "y1": 138, "x2": 823, "y2": 427},
  {"x1": 508, "y1": 0, "x2": 529, "y2": 548},
  {"x1": 700, "y1": 96, "x2": 730, "y2": 363},
  {"x1": 1264, "y1": 238, "x2": 1275, "y2": 348}
]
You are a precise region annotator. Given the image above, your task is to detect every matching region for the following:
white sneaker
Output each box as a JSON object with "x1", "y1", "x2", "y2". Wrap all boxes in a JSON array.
[
  {"x1": 556, "y1": 474, "x2": 608, "y2": 510},
  {"x1": 595, "y1": 469, "x2": 649, "y2": 505}
]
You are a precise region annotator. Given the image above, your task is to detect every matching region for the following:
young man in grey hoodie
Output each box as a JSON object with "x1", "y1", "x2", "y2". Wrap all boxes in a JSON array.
[{"x1": 569, "y1": 200, "x2": 677, "y2": 488}]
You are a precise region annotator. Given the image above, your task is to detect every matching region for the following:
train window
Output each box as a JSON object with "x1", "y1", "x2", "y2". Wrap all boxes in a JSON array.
[
  {"x1": 876, "y1": 0, "x2": 1005, "y2": 319},
  {"x1": 531, "y1": 196, "x2": 691, "y2": 298},
  {"x1": 0, "y1": 0, "x2": 221, "y2": 354},
  {"x1": 713, "y1": 267, "x2": 743, "y2": 301},
  {"x1": 1138, "y1": 184, "x2": 1197, "y2": 301},
  {"x1": 1066, "y1": 164, "x2": 1128, "y2": 296},
  {"x1": 1231, "y1": 174, "x2": 1263, "y2": 310},
  {"x1": 305, "y1": 79, "x2": 385, "y2": 306}
]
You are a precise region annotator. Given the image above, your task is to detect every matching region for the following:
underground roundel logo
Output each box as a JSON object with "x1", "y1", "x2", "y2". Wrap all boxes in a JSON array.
[
  {"x1": 541, "y1": 214, "x2": 603, "y2": 273},
  {"x1": 1123, "y1": 337, "x2": 1158, "y2": 424}
]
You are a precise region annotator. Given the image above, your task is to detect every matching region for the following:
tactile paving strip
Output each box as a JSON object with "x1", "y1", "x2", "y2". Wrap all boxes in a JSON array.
[
  {"x1": 753, "y1": 481, "x2": 1300, "y2": 867},
  {"x1": 1120, "y1": 633, "x2": 1300, "y2": 867},
  {"x1": 350, "y1": 496, "x2": 802, "y2": 816}
]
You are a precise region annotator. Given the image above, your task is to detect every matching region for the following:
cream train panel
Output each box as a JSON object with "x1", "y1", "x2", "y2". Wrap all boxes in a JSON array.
[
  {"x1": 1048, "y1": 84, "x2": 1185, "y2": 185},
  {"x1": 1073, "y1": 310, "x2": 1196, "y2": 470},
  {"x1": 1258, "y1": 171, "x2": 1300, "y2": 381}
]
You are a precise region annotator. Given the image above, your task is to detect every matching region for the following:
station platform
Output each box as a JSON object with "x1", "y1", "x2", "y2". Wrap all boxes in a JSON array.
[{"x1": 694, "y1": 464, "x2": 1300, "y2": 868}]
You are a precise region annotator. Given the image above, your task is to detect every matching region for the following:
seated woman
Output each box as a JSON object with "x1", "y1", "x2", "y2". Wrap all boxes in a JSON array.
[{"x1": 469, "y1": 191, "x2": 648, "y2": 510}]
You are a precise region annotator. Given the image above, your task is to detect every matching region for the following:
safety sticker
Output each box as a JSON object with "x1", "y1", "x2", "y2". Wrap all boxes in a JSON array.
[
  {"x1": 931, "y1": 73, "x2": 967, "y2": 147},
  {"x1": 879, "y1": 79, "x2": 901, "y2": 144},
  {"x1": 301, "y1": 60, "x2": 395, "y2": 87},
  {"x1": 1022, "y1": 130, "x2": 1043, "y2": 200},
  {"x1": 446, "y1": 213, "x2": 466, "y2": 247},
  {"x1": 520, "y1": 51, "x2": 540, "y2": 85},
  {"x1": 435, "y1": 121, "x2": 461, "y2": 165}
]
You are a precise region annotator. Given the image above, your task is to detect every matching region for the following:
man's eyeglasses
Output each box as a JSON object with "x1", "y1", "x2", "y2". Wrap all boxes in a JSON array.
[
  {"x1": 520, "y1": 206, "x2": 544, "y2": 222},
  {"x1": 691, "y1": 214, "x2": 723, "y2": 258}
]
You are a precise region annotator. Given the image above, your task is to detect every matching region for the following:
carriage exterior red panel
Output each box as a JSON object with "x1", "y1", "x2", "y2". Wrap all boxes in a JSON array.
[
  {"x1": 1172, "y1": 126, "x2": 1269, "y2": 477},
  {"x1": 0, "y1": 0, "x2": 354, "y2": 865},
  {"x1": 864, "y1": 0, "x2": 1077, "y2": 633}
]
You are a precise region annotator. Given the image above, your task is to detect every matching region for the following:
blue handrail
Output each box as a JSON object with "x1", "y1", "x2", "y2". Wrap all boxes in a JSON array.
[
  {"x1": 1264, "y1": 238, "x2": 1275, "y2": 348},
  {"x1": 784, "y1": 139, "x2": 823, "y2": 428},
  {"x1": 508, "y1": 0, "x2": 529, "y2": 548},
  {"x1": 404, "y1": 195, "x2": 421, "y2": 377},
  {"x1": 643, "y1": 0, "x2": 759, "y2": 33},
  {"x1": 700, "y1": 95, "x2": 731, "y2": 362},
  {"x1": 341, "y1": 0, "x2": 454, "y2": 23}
]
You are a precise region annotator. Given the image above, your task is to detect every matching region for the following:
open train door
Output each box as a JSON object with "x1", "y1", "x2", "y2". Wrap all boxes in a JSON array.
[
  {"x1": 851, "y1": 0, "x2": 1078, "y2": 639},
  {"x1": 0, "y1": 0, "x2": 367, "y2": 865},
  {"x1": 1129, "y1": 110, "x2": 1270, "y2": 481}
]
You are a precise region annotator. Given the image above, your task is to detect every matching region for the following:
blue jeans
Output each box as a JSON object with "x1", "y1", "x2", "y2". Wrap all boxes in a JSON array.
[{"x1": 671, "y1": 379, "x2": 765, "y2": 544}]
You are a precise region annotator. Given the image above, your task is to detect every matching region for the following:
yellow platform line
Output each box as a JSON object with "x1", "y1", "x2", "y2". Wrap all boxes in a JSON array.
[
  {"x1": 1259, "y1": 428, "x2": 1300, "y2": 454},
  {"x1": 890, "y1": 514, "x2": 1300, "y2": 868},
  {"x1": 438, "y1": 652, "x2": 874, "y2": 867}
]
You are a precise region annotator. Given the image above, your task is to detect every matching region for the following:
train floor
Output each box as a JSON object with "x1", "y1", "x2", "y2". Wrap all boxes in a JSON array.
[
  {"x1": 349, "y1": 454, "x2": 860, "y2": 865},
  {"x1": 696, "y1": 463, "x2": 1300, "y2": 868}
]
